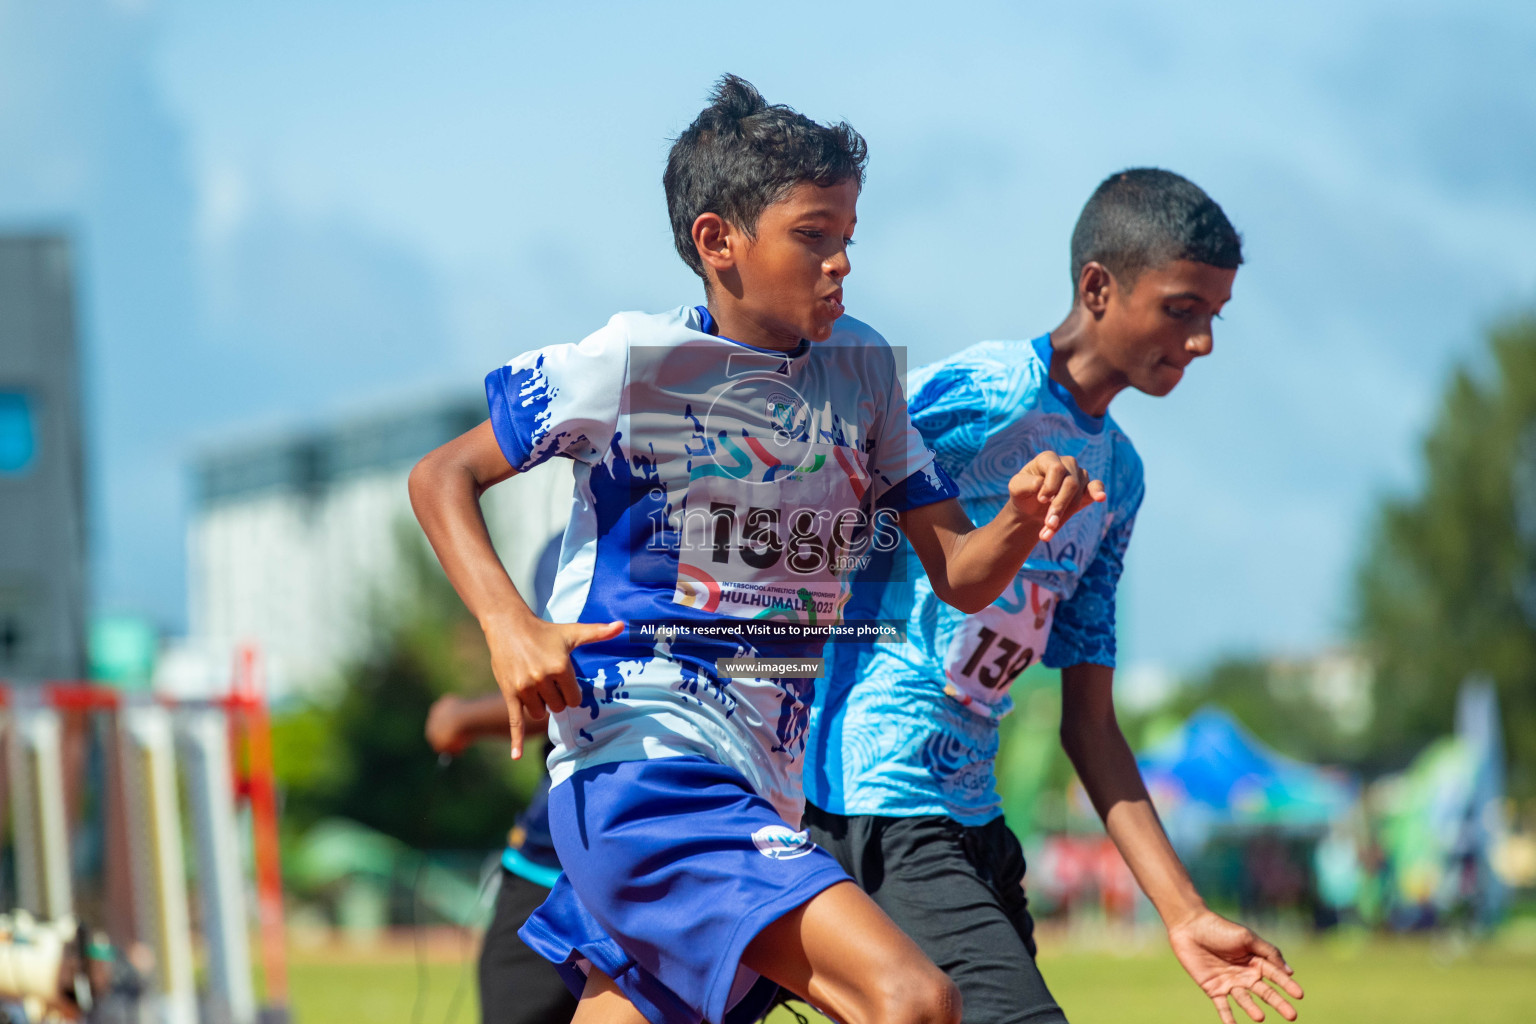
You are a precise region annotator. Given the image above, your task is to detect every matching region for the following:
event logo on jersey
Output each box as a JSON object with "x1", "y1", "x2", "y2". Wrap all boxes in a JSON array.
[
  {"x1": 766, "y1": 391, "x2": 809, "y2": 440},
  {"x1": 670, "y1": 372, "x2": 899, "y2": 624},
  {"x1": 750, "y1": 825, "x2": 817, "y2": 860}
]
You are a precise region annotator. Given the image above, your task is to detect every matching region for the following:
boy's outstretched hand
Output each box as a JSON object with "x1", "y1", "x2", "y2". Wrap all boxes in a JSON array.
[
  {"x1": 1007, "y1": 451, "x2": 1107, "y2": 541},
  {"x1": 484, "y1": 616, "x2": 625, "y2": 759},
  {"x1": 1168, "y1": 909, "x2": 1304, "y2": 1024}
]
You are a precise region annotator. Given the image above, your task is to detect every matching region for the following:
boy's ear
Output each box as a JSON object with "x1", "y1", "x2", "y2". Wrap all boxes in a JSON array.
[
  {"x1": 692, "y1": 212, "x2": 737, "y2": 275},
  {"x1": 1078, "y1": 262, "x2": 1114, "y2": 318}
]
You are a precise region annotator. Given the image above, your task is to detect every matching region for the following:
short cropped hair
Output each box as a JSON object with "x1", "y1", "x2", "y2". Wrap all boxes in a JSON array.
[
  {"x1": 665, "y1": 74, "x2": 868, "y2": 279},
  {"x1": 1069, "y1": 168, "x2": 1243, "y2": 292}
]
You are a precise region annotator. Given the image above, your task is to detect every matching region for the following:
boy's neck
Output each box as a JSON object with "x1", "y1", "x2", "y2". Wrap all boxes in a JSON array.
[
  {"x1": 704, "y1": 297, "x2": 805, "y2": 353},
  {"x1": 1045, "y1": 304, "x2": 1128, "y2": 418}
]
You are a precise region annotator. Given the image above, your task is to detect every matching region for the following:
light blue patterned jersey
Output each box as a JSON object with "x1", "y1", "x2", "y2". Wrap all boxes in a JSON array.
[{"x1": 805, "y1": 334, "x2": 1144, "y2": 825}]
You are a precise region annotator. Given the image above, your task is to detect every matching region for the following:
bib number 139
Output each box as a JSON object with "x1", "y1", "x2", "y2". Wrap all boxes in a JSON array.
[
  {"x1": 957, "y1": 626, "x2": 1037, "y2": 691},
  {"x1": 941, "y1": 585, "x2": 1057, "y2": 715}
]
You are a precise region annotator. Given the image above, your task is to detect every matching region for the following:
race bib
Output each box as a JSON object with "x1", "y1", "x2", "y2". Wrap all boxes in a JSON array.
[
  {"x1": 941, "y1": 581, "x2": 1058, "y2": 716},
  {"x1": 672, "y1": 432, "x2": 872, "y2": 625}
]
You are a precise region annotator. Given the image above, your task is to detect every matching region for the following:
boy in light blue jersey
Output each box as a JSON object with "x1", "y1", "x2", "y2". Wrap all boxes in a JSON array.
[
  {"x1": 409, "y1": 77, "x2": 1106, "y2": 1024},
  {"x1": 806, "y1": 170, "x2": 1306, "y2": 1024}
]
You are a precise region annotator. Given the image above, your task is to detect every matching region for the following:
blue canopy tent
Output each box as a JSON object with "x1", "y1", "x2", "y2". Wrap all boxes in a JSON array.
[{"x1": 1135, "y1": 707, "x2": 1356, "y2": 850}]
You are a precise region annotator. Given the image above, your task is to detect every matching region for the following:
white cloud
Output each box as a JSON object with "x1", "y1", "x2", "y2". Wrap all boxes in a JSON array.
[{"x1": 195, "y1": 158, "x2": 251, "y2": 246}]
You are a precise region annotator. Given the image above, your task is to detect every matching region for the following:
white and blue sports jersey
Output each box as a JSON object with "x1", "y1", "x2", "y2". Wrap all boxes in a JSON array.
[
  {"x1": 486, "y1": 306, "x2": 957, "y2": 824},
  {"x1": 805, "y1": 334, "x2": 1145, "y2": 826}
]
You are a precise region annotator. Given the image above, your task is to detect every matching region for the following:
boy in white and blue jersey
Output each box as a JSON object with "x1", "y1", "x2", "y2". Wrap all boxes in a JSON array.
[
  {"x1": 806, "y1": 170, "x2": 1306, "y2": 1024},
  {"x1": 410, "y1": 77, "x2": 1105, "y2": 1024}
]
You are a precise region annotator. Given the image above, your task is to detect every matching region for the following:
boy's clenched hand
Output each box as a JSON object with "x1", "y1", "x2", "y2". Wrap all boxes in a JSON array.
[
  {"x1": 1008, "y1": 450, "x2": 1107, "y2": 541},
  {"x1": 483, "y1": 616, "x2": 625, "y2": 758},
  {"x1": 424, "y1": 694, "x2": 473, "y2": 756}
]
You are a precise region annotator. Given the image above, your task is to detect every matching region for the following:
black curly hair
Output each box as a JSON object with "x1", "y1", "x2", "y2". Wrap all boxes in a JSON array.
[{"x1": 664, "y1": 74, "x2": 868, "y2": 279}]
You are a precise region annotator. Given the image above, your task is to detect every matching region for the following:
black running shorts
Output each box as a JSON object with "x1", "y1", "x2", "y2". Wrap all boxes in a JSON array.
[
  {"x1": 479, "y1": 868, "x2": 580, "y2": 1024},
  {"x1": 803, "y1": 804, "x2": 1067, "y2": 1024}
]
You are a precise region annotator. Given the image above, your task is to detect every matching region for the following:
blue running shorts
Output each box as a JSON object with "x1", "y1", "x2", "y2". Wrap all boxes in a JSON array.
[{"x1": 519, "y1": 756, "x2": 852, "y2": 1024}]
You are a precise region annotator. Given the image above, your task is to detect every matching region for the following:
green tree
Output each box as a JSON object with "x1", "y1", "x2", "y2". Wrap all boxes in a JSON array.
[
  {"x1": 1144, "y1": 657, "x2": 1357, "y2": 765},
  {"x1": 274, "y1": 524, "x2": 540, "y2": 848},
  {"x1": 1355, "y1": 312, "x2": 1536, "y2": 794}
]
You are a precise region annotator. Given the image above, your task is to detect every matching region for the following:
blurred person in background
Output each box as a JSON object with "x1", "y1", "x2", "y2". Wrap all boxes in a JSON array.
[{"x1": 426, "y1": 537, "x2": 575, "y2": 1024}]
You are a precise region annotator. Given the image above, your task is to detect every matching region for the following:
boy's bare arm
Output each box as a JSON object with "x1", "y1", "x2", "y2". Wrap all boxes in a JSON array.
[
  {"x1": 408, "y1": 421, "x2": 523, "y2": 620},
  {"x1": 425, "y1": 693, "x2": 516, "y2": 756},
  {"x1": 408, "y1": 421, "x2": 621, "y2": 758},
  {"x1": 1059, "y1": 663, "x2": 1305, "y2": 1024},
  {"x1": 899, "y1": 451, "x2": 1106, "y2": 614}
]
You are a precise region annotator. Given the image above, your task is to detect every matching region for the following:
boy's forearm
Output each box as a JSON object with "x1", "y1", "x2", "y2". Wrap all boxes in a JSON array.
[
  {"x1": 901, "y1": 499, "x2": 1045, "y2": 614},
  {"x1": 902, "y1": 453, "x2": 1102, "y2": 614},
  {"x1": 1088, "y1": 754, "x2": 1207, "y2": 929},
  {"x1": 939, "y1": 503, "x2": 1044, "y2": 610},
  {"x1": 407, "y1": 426, "x2": 534, "y2": 630},
  {"x1": 1060, "y1": 664, "x2": 1206, "y2": 929},
  {"x1": 452, "y1": 696, "x2": 553, "y2": 743},
  {"x1": 455, "y1": 694, "x2": 516, "y2": 737}
]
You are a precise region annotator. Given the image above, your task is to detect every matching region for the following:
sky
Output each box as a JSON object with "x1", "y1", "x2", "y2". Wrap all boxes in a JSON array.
[{"x1": 3, "y1": 0, "x2": 1534, "y2": 675}]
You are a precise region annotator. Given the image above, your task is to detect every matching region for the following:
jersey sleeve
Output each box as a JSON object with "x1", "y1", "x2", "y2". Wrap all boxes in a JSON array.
[
  {"x1": 484, "y1": 320, "x2": 627, "y2": 472},
  {"x1": 866, "y1": 350, "x2": 960, "y2": 513},
  {"x1": 905, "y1": 362, "x2": 992, "y2": 478},
  {"x1": 1044, "y1": 478, "x2": 1144, "y2": 669}
]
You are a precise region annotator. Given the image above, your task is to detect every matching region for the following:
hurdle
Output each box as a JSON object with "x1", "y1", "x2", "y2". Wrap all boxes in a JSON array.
[
  {"x1": 0, "y1": 645, "x2": 289, "y2": 1024},
  {"x1": 5, "y1": 695, "x2": 73, "y2": 922}
]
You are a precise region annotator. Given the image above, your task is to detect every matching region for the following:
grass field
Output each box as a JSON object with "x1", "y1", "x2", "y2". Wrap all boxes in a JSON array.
[{"x1": 284, "y1": 929, "x2": 1536, "y2": 1024}]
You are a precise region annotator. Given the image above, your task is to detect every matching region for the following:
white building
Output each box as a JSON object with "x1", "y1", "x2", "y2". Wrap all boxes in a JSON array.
[{"x1": 187, "y1": 398, "x2": 572, "y2": 698}]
